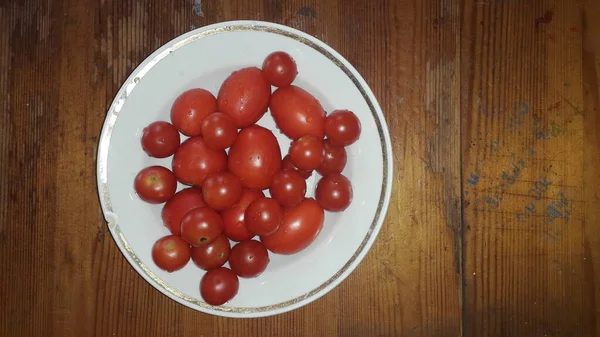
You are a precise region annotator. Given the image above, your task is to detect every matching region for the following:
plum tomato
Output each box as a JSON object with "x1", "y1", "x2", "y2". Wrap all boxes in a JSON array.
[
  {"x1": 315, "y1": 173, "x2": 353, "y2": 212},
  {"x1": 200, "y1": 267, "x2": 239, "y2": 306},
  {"x1": 191, "y1": 234, "x2": 231, "y2": 270},
  {"x1": 325, "y1": 110, "x2": 362, "y2": 147},
  {"x1": 134, "y1": 166, "x2": 177, "y2": 204},
  {"x1": 217, "y1": 67, "x2": 271, "y2": 128},
  {"x1": 141, "y1": 121, "x2": 181, "y2": 158},
  {"x1": 244, "y1": 197, "x2": 282, "y2": 236},
  {"x1": 161, "y1": 187, "x2": 206, "y2": 236},
  {"x1": 260, "y1": 198, "x2": 324, "y2": 255},
  {"x1": 200, "y1": 112, "x2": 238, "y2": 150},
  {"x1": 261, "y1": 51, "x2": 298, "y2": 87},
  {"x1": 202, "y1": 172, "x2": 243, "y2": 211},
  {"x1": 170, "y1": 88, "x2": 217, "y2": 136},
  {"x1": 172, "y1": 136, "x2": 227, "y2": 187},
  {"x1": 221, "y1": 189, "x2": 264, "y2": 242},
  {"x1": 228, "y1": 240, "x2": 270, "y2": 278},
  {"x1": 269, "y1": 169, "x2": 306, "y2": 208},
  {"x1": 282, "y1": 154, "x2": 312, "y2": 179},
  {"x1": 270, "y1": 85, "x2": 326, "y2": 140},
  {"x1": 180, "y1": 207, "x2": 224, "y2": 247},
  {"x1": 152, "y1": 235, "x2": 191, "y2": 272},
  {"x1": 228, "y1": 125, "x2": 282, "y2": 190},
  {"x1": 289, "y1": 136, "x2": 324, "y2": 171},
  {"x1": 316, "y1": 139, "x2": 347, "y2": 175}
]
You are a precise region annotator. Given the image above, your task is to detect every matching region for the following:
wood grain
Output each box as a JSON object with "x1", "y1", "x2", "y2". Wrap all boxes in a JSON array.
[{"x1": 0, "y1": 0, "x2": 598, "y2": 336}]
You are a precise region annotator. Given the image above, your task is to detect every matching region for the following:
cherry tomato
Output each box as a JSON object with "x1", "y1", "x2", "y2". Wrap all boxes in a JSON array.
[
  {"x1": 200, "y1": 112, "x2": 238, "y2": 150},
  {"x1": 180, "y1": 207, "x2": 224, "y2": 247},
  {"x1": 202, "y1": 172, "x2": 243, "y2": 211},
  {"x1": 269, "y1": 169, "x2": 306, "y2": 207},
  {"x1": 141, "y1": 121, "x2": 181, "y2": 158},
  {"x1": 228, "y1": 125, "x2": 282, "y2": 190},
  {"x1": 134, "y1": 166, "x2": 177, "y2": 204},
  {"x1": 170, "y1": 88, "x2": 217, "y2": 136},
  {"x1": 152, "y1": 235, "x2": 191, "y2": 272},
  {"x1": 262, "y1": 51, "x2": 297, "y2": 87},
  {"x1": 289, "y1": 136, "x2": 324, "y2": 171},
  {"x1": 260, "y1": 198, "x2": 324, "y2": 255},
  {"x1": 217, "y1": 67, "x2": 271, "y2": 128},
  {"x1": 200, "y1": 267, "x2": 239, "y2": 306},
  {"x1": 270, "y1": 85, "x2": 326, "y2": 140},
  {"x1": 245, "y1": 197, "x2": 282, "y2": 236},
  {"x1": 282, "y1": 154, "x2": 312, "y2": 179},
  {"x1": 315, "y1": 173, "x2": 353, "y2": 212},
  {"x1": 325, "y1": 110, "x2": 361, "y2": 147},
  {"x1": 221, "y1": 189, "x2": 264, "y2": 242},
  {"x1": 161, "y1": 187, "x2": 206, "y2": 235},
  {"x1": 317, "y1": 140, "x2": 347, "y2": 175},
  {"x1": 172, "y1": 136, "x2": 227, "y2": 187},
  {"x1": 191, "y1": 234, "x2": 231, "y2": 270},
  {"x1": 228, "y1": 240, "x2": 270, "y2": 278}
]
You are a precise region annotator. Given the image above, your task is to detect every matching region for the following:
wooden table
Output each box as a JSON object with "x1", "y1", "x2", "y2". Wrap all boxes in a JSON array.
[{"x1": 1, "y1": 0, "x2": 599, "y2": 336}]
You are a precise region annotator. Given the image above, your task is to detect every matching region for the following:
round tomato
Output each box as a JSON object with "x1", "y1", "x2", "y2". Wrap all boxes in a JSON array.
[
  {"x1": 141, "y1": 121, "x2": 181, "y2": 158},
  {"x1": 245, "y1": 197, "x2": 282, "y2": 236},
  {"x1": 202, "y1": 172, "x2": 243, "y2": 211},
  {"x1": 221, "y1": 189, "x2": 264, "y2": 242},
  {"x1": 134, "y1": 166, "x2": 177, "y2": 204},
  {"x1": 200, "y1": 267, "x2": 239, "y2": 306},
  {"x1": 200, "y1": 112, "x2": 238, "y2": 150},
  {"x1": 152, "y1": 235, "x2": 191, "y2": 272},
  {"x1": 191, "y1": 234, "x2": 231, "y2": 270},
  {"x1": 269, "y1": 169, "x2": 306, "y2": 208},
  {"x1": 315, "y1": 173, "x2": 353, "y2": 212},
  {"x1": 317, "y1": 140, "x2": 347, "y2": 175},
  {"x1": 180, "y1": 207, "x2": 224, "y2": 247},
  {"x1": 270, "y1": 85, "x2": 326, "y2": 140},
  {"x1": 228, "y1": 125, "x2": 282, "y2": 190},
  {"x1": 217, "y1": 67, "x2": 271, "y2": 128},
  {"x1": 228, "y1": 240, "x2": 270, "y2": 278},
  {"x1": 172, "y1": 136, "x2": 227, "y2": 187},
  {"x1": 161, "y1": 187, "x2": 206, "y2": 235},
  {"x1": 170, "y1": 88, "x2": 217, "y2": 136},
  {"x1": 325, "y1": 110, "x2": 361, "y2": 147},
  {"x1": 262, "y1": 51, "x2": 297, "y2": 87},
  {"x1": 282, "y1": 154, "x2": 312, "y2": 179},
  {"x1": 289, "y1": 136, "x2": 324, "y2": 171},
  {"x1": 260, "y1": 198, "x2": 324, "y2": 255}
]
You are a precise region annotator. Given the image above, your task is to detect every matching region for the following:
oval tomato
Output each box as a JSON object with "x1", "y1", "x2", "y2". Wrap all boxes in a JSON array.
[
  {"x1": 202, "y1": 172, "x2": 243, "y2": 211},
  {"x1": 170, "y1": 88, "x2": 217, "y2": 136},
  {"x1": 269, "y1": 169, "x2": 306, "y2": 208},
  {"x1": 325, "y1": 110, "x2": 362, "y2": 147},
  {"x1": 289, "y1": 136, "x2": 324, "y2": 171},
  {"x1": 221, "y1": 189, "x2": 264, "y2": 242},
  {"x1": 262, "y1": 51, "x2": 297, "y2": 87},
  {"x1": 191, "y1": 234, "x2": 231, "y2": 270},
  {"x1": 217, "y1": 67, "x2": 271, "y2": 128},
  {"x1": 134, "y1": 166, "x2": 177, "y2": 204},
  {"x1": 141, "y1": 121, "x2": 181, "y2": 158},
  {"x1": 244, "y1": 197, "x2": 282, "y2": 236},
  {"x1": 200, "y1": 267, "x2": 239, "y2": 306},
  {"x1": 172, "y1": 136, "x2": 227, "y2": 187},
  {"x1": 228, "y1": 240, "x2": 270, "y2": 278},
  {"x1": 317, "y1": 139, "x2": 347, "y2": 175},
  {"x1": 152, "y1": 235, "x2": 191, "y2": 272},
  {"x1": 270, "y1": 85, "x2": 326, "y2": 140},
  {"x1": 228, "y1": 125, "x2": 282, "y2": 190},
  {"x1": 180, "y1": 207, "x2": 224, "y2": 247},
  {"x1": 161, "y1": 187, "x2": 206, "y2": 235},
  {"x1": 200, "y1": 112, "x2": 238, "y2": 150},
  {"x1": 260, "y1": 198, "x2": 324, "y2": 255},
  {"x1": 315, "y1": 173, "x2": 353, "y2": 212}
]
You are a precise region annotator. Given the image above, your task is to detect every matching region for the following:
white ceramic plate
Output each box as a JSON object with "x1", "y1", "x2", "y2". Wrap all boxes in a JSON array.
[{"x1": 96, "y1": 20, "x2": 393, "y2": 318}]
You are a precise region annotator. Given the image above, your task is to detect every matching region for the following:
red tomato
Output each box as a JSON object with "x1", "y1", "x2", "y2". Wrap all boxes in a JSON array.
[
  {"x1": 317, "y1": 140, "x2": 347, "y2": 175},
  {"x1": 315, "y1": 173, "x2": 353, "y2": 212},
  {"x1": 200, "y1": 112, "x2": 238, "y2": 150},
  {"x1": 221, "y1": 189, "x2": 264, "y2": 242},
  {"x1": 228, "y1": 125, "x2": 282, "y2": 190},
  {"x1": 202, "y1": 172, "x2": 243, "y2": 211},
  {"x1": 161, "y1": 187, "x2": 206, "y2": 236},
  {"x1": 200, "y1": 267, "x2": 239, "y2": 306},
  {"x1": 260, "y1": 198, "x2": 324, "y2": 255},
  {"x1": 262, "y1": 51, "x2": 297, "y2": 87},
  {"x1": 172, "y1": 136, "x2": 227, "y2": 187},
  {"x1": 245, "y1": 197, "x2": 282, "y2": 236},
  {"x1": 180, "y1": 207, "x2": 224, "y2": 247},
  {"x1": 269, "y1": 169, "x2": 306, "y2": 207},
  {"x1": 191, "y1": 234, "x2": 231, "y2": 270},
  {"x1": 325, "y1": 110, "x2": 361, "y2": 147},
  {"x1": 152, "y1": 235, "x2": 191, "y2": 272},
  {"x1": 270, "y1": 85, "x2": 326, "y2": 140},
  {"x1": 134, "y1": 166, "x2": 177, "y2": 204},
  {"x1": 141, "y1": 121, "x2": 181, "y2": 158},
  {"x1": 282, "y1": 154, "x2": 312, "y2": 179},
  {"x1": 228, "y1": 240, "x2": 270, "y2": 278},
  {"x1": 170, "y1": 88, "x2": 217, "y2": 136},
  {"x1": 217, "y1": 67, "x2": 271, "y2": 128},
  {"x1": 289, "y1": 136, "x2": 324, "y2": 171}
]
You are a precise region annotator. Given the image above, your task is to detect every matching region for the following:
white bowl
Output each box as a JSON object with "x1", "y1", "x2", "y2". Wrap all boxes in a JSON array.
[{"x1": 96, "y1": 20, "x2": 393, "y2": 318}]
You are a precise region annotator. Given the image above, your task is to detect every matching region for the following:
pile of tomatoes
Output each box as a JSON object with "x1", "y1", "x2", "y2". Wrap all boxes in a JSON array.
[{"x1": 133, "y1": 51, "x2": 361, "y2": 306}]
